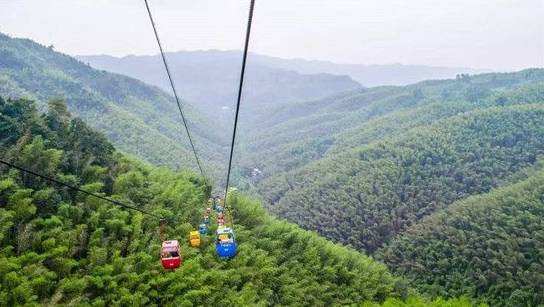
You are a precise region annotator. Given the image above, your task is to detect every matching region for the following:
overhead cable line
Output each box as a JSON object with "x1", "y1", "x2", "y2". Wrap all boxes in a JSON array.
[
  {"x1": 224, "y1": 0, "x2": 256, "y2": 211},
  {"x1": 0, "y1": 159, "x2": 162, "y2": 219},
  {"x1": 144, "y1": 0, "x2": 206, "y2": 178}
]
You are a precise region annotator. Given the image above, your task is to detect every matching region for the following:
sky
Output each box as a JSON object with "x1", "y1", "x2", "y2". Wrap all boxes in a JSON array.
[{"x1": 0, "y1": 0, "x2": 542, "y2": 70}]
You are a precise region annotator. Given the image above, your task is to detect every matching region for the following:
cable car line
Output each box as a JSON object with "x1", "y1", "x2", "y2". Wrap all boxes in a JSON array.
[
  {"x1": 223, "y1": 0, "x2": 256, "y2": 214},
  {"x1": 144, "y1": 0, "x2": 206, "y2": 179},
  {"x1": 144, "y1": 0, "x2": 255, "y2": 263},
  {"x1": 0, "y1": 159, "x2": 162, "y2": 219}
]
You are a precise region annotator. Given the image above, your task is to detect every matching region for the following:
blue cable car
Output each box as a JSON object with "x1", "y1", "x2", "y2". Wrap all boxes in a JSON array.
[
  {"x1": 204, "y1": 216, "x2": 210, "y2": 225},
  {"x1": 199, "y1": 223, "x2": 207, "y2": 235},
  {"x1": 216, "y1": 206, "x2": 224, "y2": 213},
  {"x1": 216, "y1": 227, "x2": 237, "y2": 258}
]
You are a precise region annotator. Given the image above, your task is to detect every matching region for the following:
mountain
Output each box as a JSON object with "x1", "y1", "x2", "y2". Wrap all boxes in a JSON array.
[
  {"x1": 0, "y1": 96, "x2": 477, "y2": 306},
  {"x1": 234, "y1": 70, "x2": 544, "y2": 306},
  {"x1": 236, "y1": 69, "x2": 544, "y2": 186},
  {"x1": 0, "y1": 33, "x2": 225, "y2": 177},
  {"x1": 252, "y1": 54, "x2": 488, "y2": 87},
  {"x1": 379, "y1": 163, "x2": 544, "y2": 306},
  {"x1": 77, "y1": 51, "x2": 363, "y2": 119},
  {"x1": 261, "y1": 103, "x2": 544, "y2": 252},
  {"x1": 230, "y1": 69, "x2": 544, "y2": 252}
]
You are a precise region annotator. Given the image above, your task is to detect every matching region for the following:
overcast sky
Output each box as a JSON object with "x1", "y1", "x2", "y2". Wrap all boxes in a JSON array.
[{"x1": 0, "y1": 0, "x2": 542, "y2": 70}]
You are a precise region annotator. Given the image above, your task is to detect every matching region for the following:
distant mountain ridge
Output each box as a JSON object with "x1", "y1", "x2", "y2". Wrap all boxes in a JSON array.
[
  {"x1": 79, "y1": 50, "x2": 486, "y2": 91},
  {"x1": 252, "y1": 53, "x2": 488, "y2": 86},
  {"x1": 77, "y1": 51, "x2": 363, "y2": 119}
]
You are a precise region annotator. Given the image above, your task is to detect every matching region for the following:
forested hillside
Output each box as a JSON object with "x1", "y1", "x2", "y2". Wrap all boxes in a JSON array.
[
  {"x1": 0, "y1": 96, "x2": 483, "y2": 306},
  {"x1": 379, "y1": 164, "x2": 544, "y2": 306},
  {"x1": 0, "y1": 33, "x2": 225, "y2": 175},
  {"x1": 236, "y1": 70, "x2": 544, "y2": 184},
  {"x1": 2, "y1": 32, "x2": 542, "y2": 306},
  {"x1": 261, "y1": 104, "x2": 544, "y2": 253}
]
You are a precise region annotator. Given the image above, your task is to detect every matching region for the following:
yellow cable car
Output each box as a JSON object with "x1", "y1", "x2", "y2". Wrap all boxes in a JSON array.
[{"x1": 189, "y1": 230, "x2": 201, "y2": 248}]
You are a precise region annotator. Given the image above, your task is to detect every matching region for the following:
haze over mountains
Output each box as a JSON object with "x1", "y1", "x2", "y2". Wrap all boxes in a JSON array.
[
  {"x1": 248, "y1": 53, "x2": 488, "y2": 86},
  {"x1": 77, "y1": 51, "x2": 363, "y2": 119},
  {"x1": 77, "y1": 50, "x2": 485, "y2": 117}
]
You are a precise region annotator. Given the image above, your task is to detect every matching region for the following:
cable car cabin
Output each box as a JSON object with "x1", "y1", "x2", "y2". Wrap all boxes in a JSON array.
[
  {"x1": 204, "y1": 216, "x2": 210, "y2": 224},
  {"x1": 216, "y1": 206, "x2": 224, "y2": 213},
  {"x1": 189, "y1": 231, "x2": 201, "y2": 248},
  {"x1": 206, "y1": 207, "x2": 211, "y2": 215},
  {"x1": 199, "y1": 223, "x2": 207, "y2": 235},
  {"x1": 161, "y1": 240, "x2": 181, "y2": 270},
  {"x1": 216, "y1": 228, "x2": 237, "y2": 258}
]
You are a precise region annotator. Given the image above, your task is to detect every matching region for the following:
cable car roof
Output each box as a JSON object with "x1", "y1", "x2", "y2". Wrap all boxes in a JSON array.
[
  {"x1": 216, "y1": 227, "x2": 234, "y2": 235},
  {"x1": 162, "y1": 240, "x2": 179, "y2": 247}
]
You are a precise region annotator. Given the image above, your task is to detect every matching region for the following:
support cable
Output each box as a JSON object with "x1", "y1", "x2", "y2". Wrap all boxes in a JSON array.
[
  {"x1": 144, "y1": 0, "x2": 206, "y2": 178},
  {"x1": 0, "y1": 159, "x2": 162, "y2": 219},
  {"x1": 224, "y1": 0, "x2": 256, "y2": 224}
]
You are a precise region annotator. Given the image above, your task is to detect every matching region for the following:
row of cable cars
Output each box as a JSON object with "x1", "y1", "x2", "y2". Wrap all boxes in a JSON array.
[{"x1": 160, "y1": 196, "x2": 237, "y2": 270}]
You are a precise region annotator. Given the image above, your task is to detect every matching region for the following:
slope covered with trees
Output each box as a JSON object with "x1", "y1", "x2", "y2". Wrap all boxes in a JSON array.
[
  {"x1": 257, "y1": 95, "x2": 544, "y2": 254},
  {"x1": 0, "y1": 96, "x2": 477, "y2": 306},
  {"x1": 235, "y1": 69, "x2": 544, "y2": 186},
  {"x1": 379, "y1": 165, "x2": 544, "y2": 306},
  {"x1": 0, "y1": 32, "x2": 225, "y2": 175}
]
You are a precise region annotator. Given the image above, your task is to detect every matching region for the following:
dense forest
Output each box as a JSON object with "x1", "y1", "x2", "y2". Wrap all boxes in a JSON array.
[
  {"x1": 237, "y1": 69, "x2": 544, "y2": 184},
  {"x1": 237, "y1": 71, "x2": 544, "y2": 305},
  {"x1": 379, "y1": 164, "x2": 544, "y2": 306},
  {"x1": 262, "y1": 103, "x2": 544, "y2": 253},
  {"x1": 0, "y1": 32, "x2": 225, "y2": 176},
  {"x1": 0, "y1": 96, "x2": 481, "y2": 306},
  {"x1": 2, "y1": 33, "x2": 542, "y2": 306}
]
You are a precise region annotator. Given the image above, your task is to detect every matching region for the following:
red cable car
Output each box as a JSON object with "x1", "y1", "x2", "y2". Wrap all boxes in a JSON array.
[{"x1": 161, "y1": 240, "x2": 181, "y2": 270}]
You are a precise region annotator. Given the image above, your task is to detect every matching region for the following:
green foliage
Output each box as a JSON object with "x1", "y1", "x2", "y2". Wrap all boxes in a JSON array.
[
  {"x1": 262, "y1": 104, "x2": 544, "y2": 253},
  {"x1": 379, "y1": 167, "x2": 544, "y2": 306},
  {"x1": 363, "y1": 296, "x2": 486, "y2": 307},
  {"x1": 0, "y1": 32, "x2": 225, "y2": 181},
  {"x1": 237, "y1": 74, "x2": 544, "y2": 305},
  {"x1": 236, "y1": 70, "x2": 544, "y2": 184},
  {"x1": 0, "y1": 97, "x2": 435, "y2": 306}
]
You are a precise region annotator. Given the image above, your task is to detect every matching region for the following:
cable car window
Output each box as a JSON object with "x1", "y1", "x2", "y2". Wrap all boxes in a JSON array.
[{"x1": 162, "y1": 247, "x2": 179, "y2": 258}]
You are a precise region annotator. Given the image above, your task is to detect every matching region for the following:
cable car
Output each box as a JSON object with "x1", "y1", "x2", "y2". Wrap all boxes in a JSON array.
[
  {"x1": 204, "y1": 216, "x2": 210, "y2": 224},
  {"x1": 161, "y1": 240, "x2": 181, "y2": 270},
  {"x1": 216, "y1": 206, "x2": 224, "y2": 213},
  {"x1": 206, "y1": 207, "x2": 211, "y2": 215},
  {"x1": 189, "y1": 230, "x2": 201, "y2": 248},
  {"x1": 199, "y1": 223, "x2": 207, "y2": 235},
  {"x1": 216, "y1": 228, "x2": 237, "y2": 258}
]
